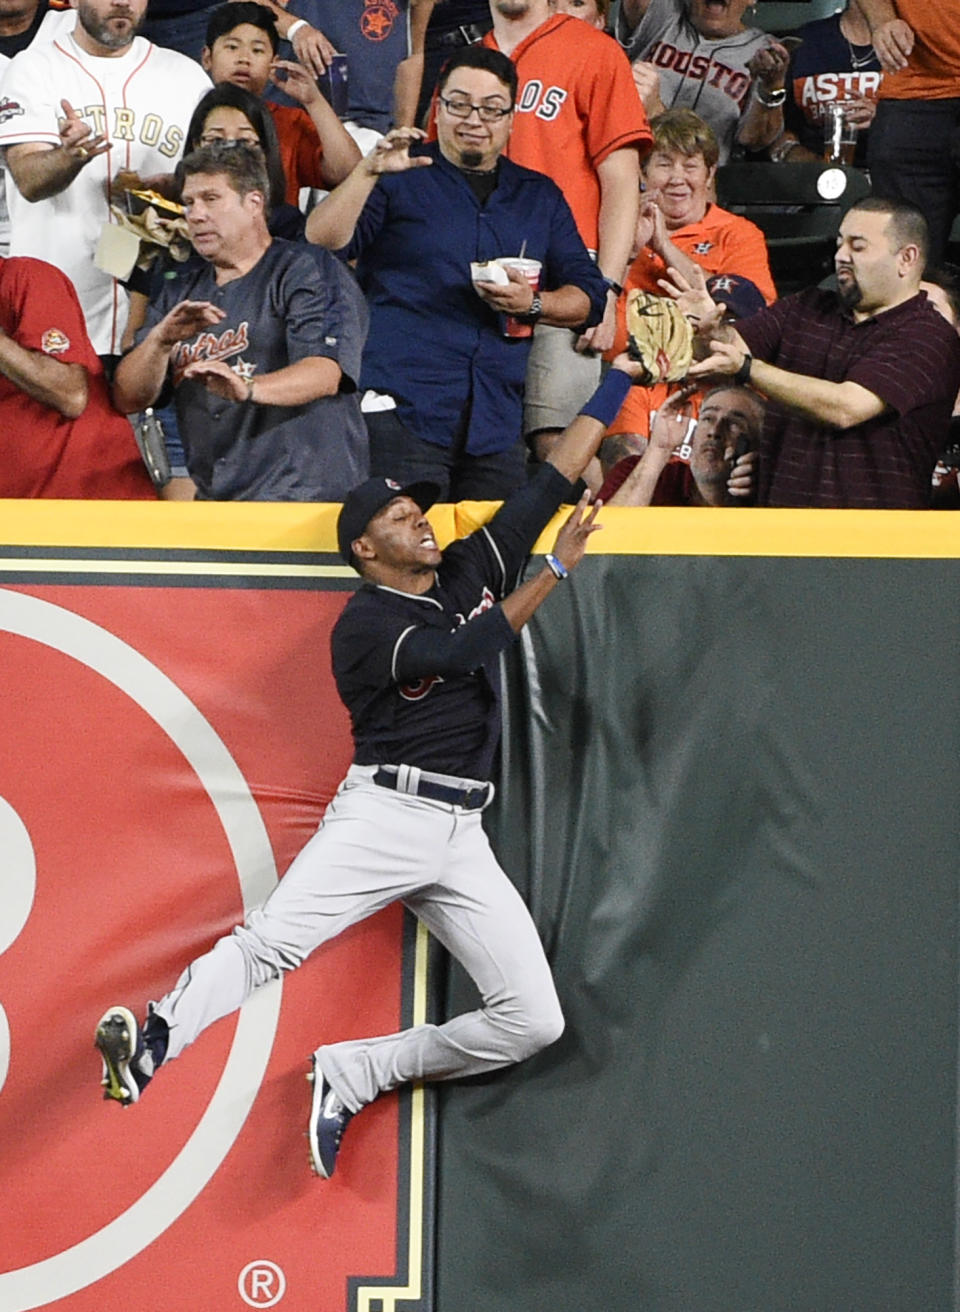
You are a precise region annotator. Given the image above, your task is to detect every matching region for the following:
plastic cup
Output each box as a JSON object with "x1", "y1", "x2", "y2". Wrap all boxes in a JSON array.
[
  {"x1": 497, "y1": 257, "x2": 542, "y2": 339},
  {"x1": 822, "y1": 102, "x2": 858, "y2": 165}
]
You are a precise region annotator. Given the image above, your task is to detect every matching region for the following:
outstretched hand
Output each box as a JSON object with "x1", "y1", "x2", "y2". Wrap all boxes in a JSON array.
[
  {"x1": 649, "y1": 382, "x2": 698, "y2": 453},
  {"x1": 550, "y1": 491, "x2": 603, "y2": 574},
  {"x1": 364, "y1": 128, "x2": 433, "y2": 176},
  {"x1": 181, "y1": 358, "x2": 250, "y2": 402},
  {"x1": 155, "y1": 300, "x2": 226, "y2": 349},
  {"x1": 57, "y1": 99, "x2": 109, "y2": 165}
]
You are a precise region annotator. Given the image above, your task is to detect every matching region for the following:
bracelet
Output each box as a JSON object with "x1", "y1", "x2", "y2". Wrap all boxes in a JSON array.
[
  {"x1": 602, "y1": 276, "x2": 624, "y2": 298},
  {"x1": 733, "y1": 353, "x2": 752, "y2": 385},
  {"x1": 754, "y1": 84, "x2": 787, "y2": 109},
  {"x1": 545, "y1": 553, "x2": 569, "y2": 581},
  {"x1": 286, "y1": 18, "x2": 308, "y2": 40}
]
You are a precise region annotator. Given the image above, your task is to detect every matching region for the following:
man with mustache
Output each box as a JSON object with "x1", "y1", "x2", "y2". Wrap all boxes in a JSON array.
[
  {"x1": 683, "y1": 196, "x2": 960, "y2": 508},
  {"x1": 0, "y1": 0, "x2": 211, "y2": 359}
]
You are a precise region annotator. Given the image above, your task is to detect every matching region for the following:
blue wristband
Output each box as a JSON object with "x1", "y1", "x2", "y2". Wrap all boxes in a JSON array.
[
  {"x1": 545, "y1": 553, "x2": 569, "y2": 580},
  {"x1": 578, "y1": 368, "x2": 633, "y2": 427}
]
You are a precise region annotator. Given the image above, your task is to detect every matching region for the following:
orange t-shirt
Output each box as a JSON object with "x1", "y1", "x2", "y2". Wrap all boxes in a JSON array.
[
  {"x1": 267, "y1": 103, "x2": 326, "y2": 205},
  {"x1": 604, "y1": 203, "x2": 774, "y2": 439},
  {"x1": 878, "y1": 0, "x2": 960, "y2": 100},
  {"x1": 481, "y1": 15, "x2": 652, "y2": 251}
]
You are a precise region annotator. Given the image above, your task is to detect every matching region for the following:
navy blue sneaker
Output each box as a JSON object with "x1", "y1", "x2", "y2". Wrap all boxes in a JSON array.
[
  {"x1": 95, "y1": 1006, "x2": 159, "y2": 1106},
  {"x1": 306, "y1": 1055, "x2": 354, "y2": 1179}
]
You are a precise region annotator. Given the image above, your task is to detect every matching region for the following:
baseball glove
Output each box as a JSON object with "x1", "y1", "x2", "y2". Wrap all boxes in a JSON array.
[{"x1": 625, "y1": 291, "x2": 694, "y2": 385}]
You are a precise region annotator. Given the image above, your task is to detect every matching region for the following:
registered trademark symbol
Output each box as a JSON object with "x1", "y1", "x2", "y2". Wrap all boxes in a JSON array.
[{"x1": 238, "y1": 1259, "x2": 287, "y2": 1307}]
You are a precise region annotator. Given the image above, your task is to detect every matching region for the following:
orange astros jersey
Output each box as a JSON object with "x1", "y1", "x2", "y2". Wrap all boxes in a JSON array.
[{"x1": 482, "y1": 15, "x2": 651, "y2": 252}]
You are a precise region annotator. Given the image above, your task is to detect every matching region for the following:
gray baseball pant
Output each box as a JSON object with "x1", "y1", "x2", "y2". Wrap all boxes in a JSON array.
[{"x1": 153, "y1": 765, "x2": 564, "y2": 1111}]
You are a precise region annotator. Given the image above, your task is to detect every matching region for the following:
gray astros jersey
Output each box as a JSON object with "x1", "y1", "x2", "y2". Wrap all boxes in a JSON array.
[{"x1": 616, "y1": 0, "x2": 772, "y2": 163}]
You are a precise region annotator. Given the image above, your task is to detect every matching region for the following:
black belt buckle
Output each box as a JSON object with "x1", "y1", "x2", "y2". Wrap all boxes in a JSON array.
[{"x1": 461, "y1": 784, "x2": 487, "y2": 810}]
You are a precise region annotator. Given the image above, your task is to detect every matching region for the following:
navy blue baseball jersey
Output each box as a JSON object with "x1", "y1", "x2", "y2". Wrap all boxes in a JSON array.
[
  {"x1": 140, "y1": 238, "x2": 368, "y2": 501},
  {"x1": 331, "y1": 463, "x2": 572, "y2": 779}
]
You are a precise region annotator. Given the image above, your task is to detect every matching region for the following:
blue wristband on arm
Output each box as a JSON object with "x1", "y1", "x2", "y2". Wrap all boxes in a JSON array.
[{"x1": 578, "y1": 368, "x2": 633, "y2": 428}]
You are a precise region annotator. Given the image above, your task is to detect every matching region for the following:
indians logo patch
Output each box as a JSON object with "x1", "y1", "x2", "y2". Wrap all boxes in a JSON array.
[
  {"x1": 0, "y1": 96, "x2": 24, "y2": 125},
  {"x1": 41, "y1": 329, "x2": 70, "y2": 355}
]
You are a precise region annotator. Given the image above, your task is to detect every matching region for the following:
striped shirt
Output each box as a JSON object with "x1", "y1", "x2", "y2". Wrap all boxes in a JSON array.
[{"x1": 738, "y1": 288, "x2": 960, "y2": 508}]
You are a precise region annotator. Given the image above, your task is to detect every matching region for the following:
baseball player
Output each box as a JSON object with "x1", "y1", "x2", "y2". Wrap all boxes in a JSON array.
[
  {"x1": 94, "y1": 360, "x2": 640, "y2": 1180},
  {"x1": 0, "y1": 0, "x2": 211, "y2": 356}
]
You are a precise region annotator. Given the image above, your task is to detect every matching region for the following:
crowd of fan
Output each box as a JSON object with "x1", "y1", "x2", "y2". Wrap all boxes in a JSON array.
[{"x1": 0, "y1": 0, "x2": 958, "y2": 511}]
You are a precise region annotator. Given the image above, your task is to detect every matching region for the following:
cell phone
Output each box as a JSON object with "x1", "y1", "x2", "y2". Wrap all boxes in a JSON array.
[{"x1": 317, "y1": 53, "x2": 349, "y2": 117}]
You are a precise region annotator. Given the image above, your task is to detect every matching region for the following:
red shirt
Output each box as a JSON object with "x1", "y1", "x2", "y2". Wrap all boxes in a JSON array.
[
  {"x1": 482, "y1": 15, "x2": 651, "y2": 251},
  {"x1": 0, "y1": 257, "x2": 153, "y2": 499},
  {"x1": 267, "y1": 102, "x2": 326, "y2": 205}
]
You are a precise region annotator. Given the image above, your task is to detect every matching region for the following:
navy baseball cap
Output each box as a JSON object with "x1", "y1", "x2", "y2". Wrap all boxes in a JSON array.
[
  {"x1": 337, "y1": 476, "x2": 440, "y2": 566},
  {"x1": 706, "y1": 273, "x2": 767, "y2": 322}
]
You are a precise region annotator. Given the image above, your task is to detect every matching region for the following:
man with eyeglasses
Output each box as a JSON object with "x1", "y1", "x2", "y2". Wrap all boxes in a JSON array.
[
  {"x1": 482, "y1": 0, "x2": 651, "y2": 475},
  {"x1": 306, "y1": 44, "x2": 607, "y2": 500}
]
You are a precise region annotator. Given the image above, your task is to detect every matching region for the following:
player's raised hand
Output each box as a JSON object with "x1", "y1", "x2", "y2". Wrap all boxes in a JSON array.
[
  {"x1": 363, "y1": 128, "x2": 433, "y2": 176},
  {"x1": 155, "y1": 300, "x2": 226, "y2": 349},
  {"x1": 550, "y1": 490, "x2": 603, "y2": 574},
  {"x1": 57, "y1": 99, "x2": 109, "y2": 164},
  {"x1": 289, "y1": 21, "x2": 338, "y2": 76}
]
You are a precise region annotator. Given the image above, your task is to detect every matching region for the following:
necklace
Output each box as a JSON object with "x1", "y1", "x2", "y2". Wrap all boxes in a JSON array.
[
  {"x1": 845, "y1": 37, "x2": 877, "y2": 70},
  {"x1": 839, "y1": 12, "x2": 877, "y2": 71}
]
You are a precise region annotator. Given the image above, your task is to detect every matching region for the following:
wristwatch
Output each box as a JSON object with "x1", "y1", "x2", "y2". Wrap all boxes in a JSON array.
[
  {"x1": 525, "y1": 294, "x2": 543, "y2": 322},
  {"x1": 755, "y1": 84, "x2": 787, "y2": 109}
]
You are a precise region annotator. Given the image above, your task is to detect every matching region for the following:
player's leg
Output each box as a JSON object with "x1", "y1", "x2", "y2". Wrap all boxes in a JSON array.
[
  {"x1": 95, "y1": 770, "x2": 445, "y2": 1105},
  {"x1": 314, "y1": 807, "x2": 563, "y2": 1111}
]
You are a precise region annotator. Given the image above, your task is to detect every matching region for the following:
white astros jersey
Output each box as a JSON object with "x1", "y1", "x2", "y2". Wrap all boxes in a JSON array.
[{"x1": 0, "y1": 22, "x2": 210, "y2": 354}]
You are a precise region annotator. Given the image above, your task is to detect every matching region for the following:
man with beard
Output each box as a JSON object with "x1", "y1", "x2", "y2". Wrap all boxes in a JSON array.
[
  {"x1": 682, "y1": 196, "x2": 960, "y2": 508},
  {"x1": 307, "y1": 44, "x2": 606, "y2": 500},
  {"x1": 0, "y1": 0, "x2": 210, "y2": 358}
]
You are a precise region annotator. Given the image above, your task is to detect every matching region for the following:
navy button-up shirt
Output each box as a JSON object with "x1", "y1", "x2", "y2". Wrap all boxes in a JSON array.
[{"x1": 345, "y1": 142, "x2": 607, "y2": 456}]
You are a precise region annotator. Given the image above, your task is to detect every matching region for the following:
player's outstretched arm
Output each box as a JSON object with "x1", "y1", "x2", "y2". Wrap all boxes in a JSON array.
[
  {"x1": 500, "y1": 492, "x2": 603, "y2": 633},
  {"x1": 546, "y1": 356, "x2": 645, "y2": 485}
]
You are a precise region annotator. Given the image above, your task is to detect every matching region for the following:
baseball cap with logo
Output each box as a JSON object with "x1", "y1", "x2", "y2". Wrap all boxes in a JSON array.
[
  {"x1": 337, "y1": 476, "x2": 441, "y2": 566},
  {"x1": 705, "y1": 273, "x2": 767, "y2": 322}
]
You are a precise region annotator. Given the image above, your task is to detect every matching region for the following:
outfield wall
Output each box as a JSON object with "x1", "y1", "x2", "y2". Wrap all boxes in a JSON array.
[{"x1": 0, "y1": 503, "x2": 957, "y2": 1312}]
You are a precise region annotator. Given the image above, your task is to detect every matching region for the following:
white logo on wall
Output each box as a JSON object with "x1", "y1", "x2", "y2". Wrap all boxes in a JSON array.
[
  {"x1": 238, "y1": 1259, "x2": 287, "y2": 1307},
  {"x1": 0, "y1": 798, "x2": 36, "y2": 1099},
  {"x1": 0, "y1": 588, "x2": 282, "y2": 1312}
]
